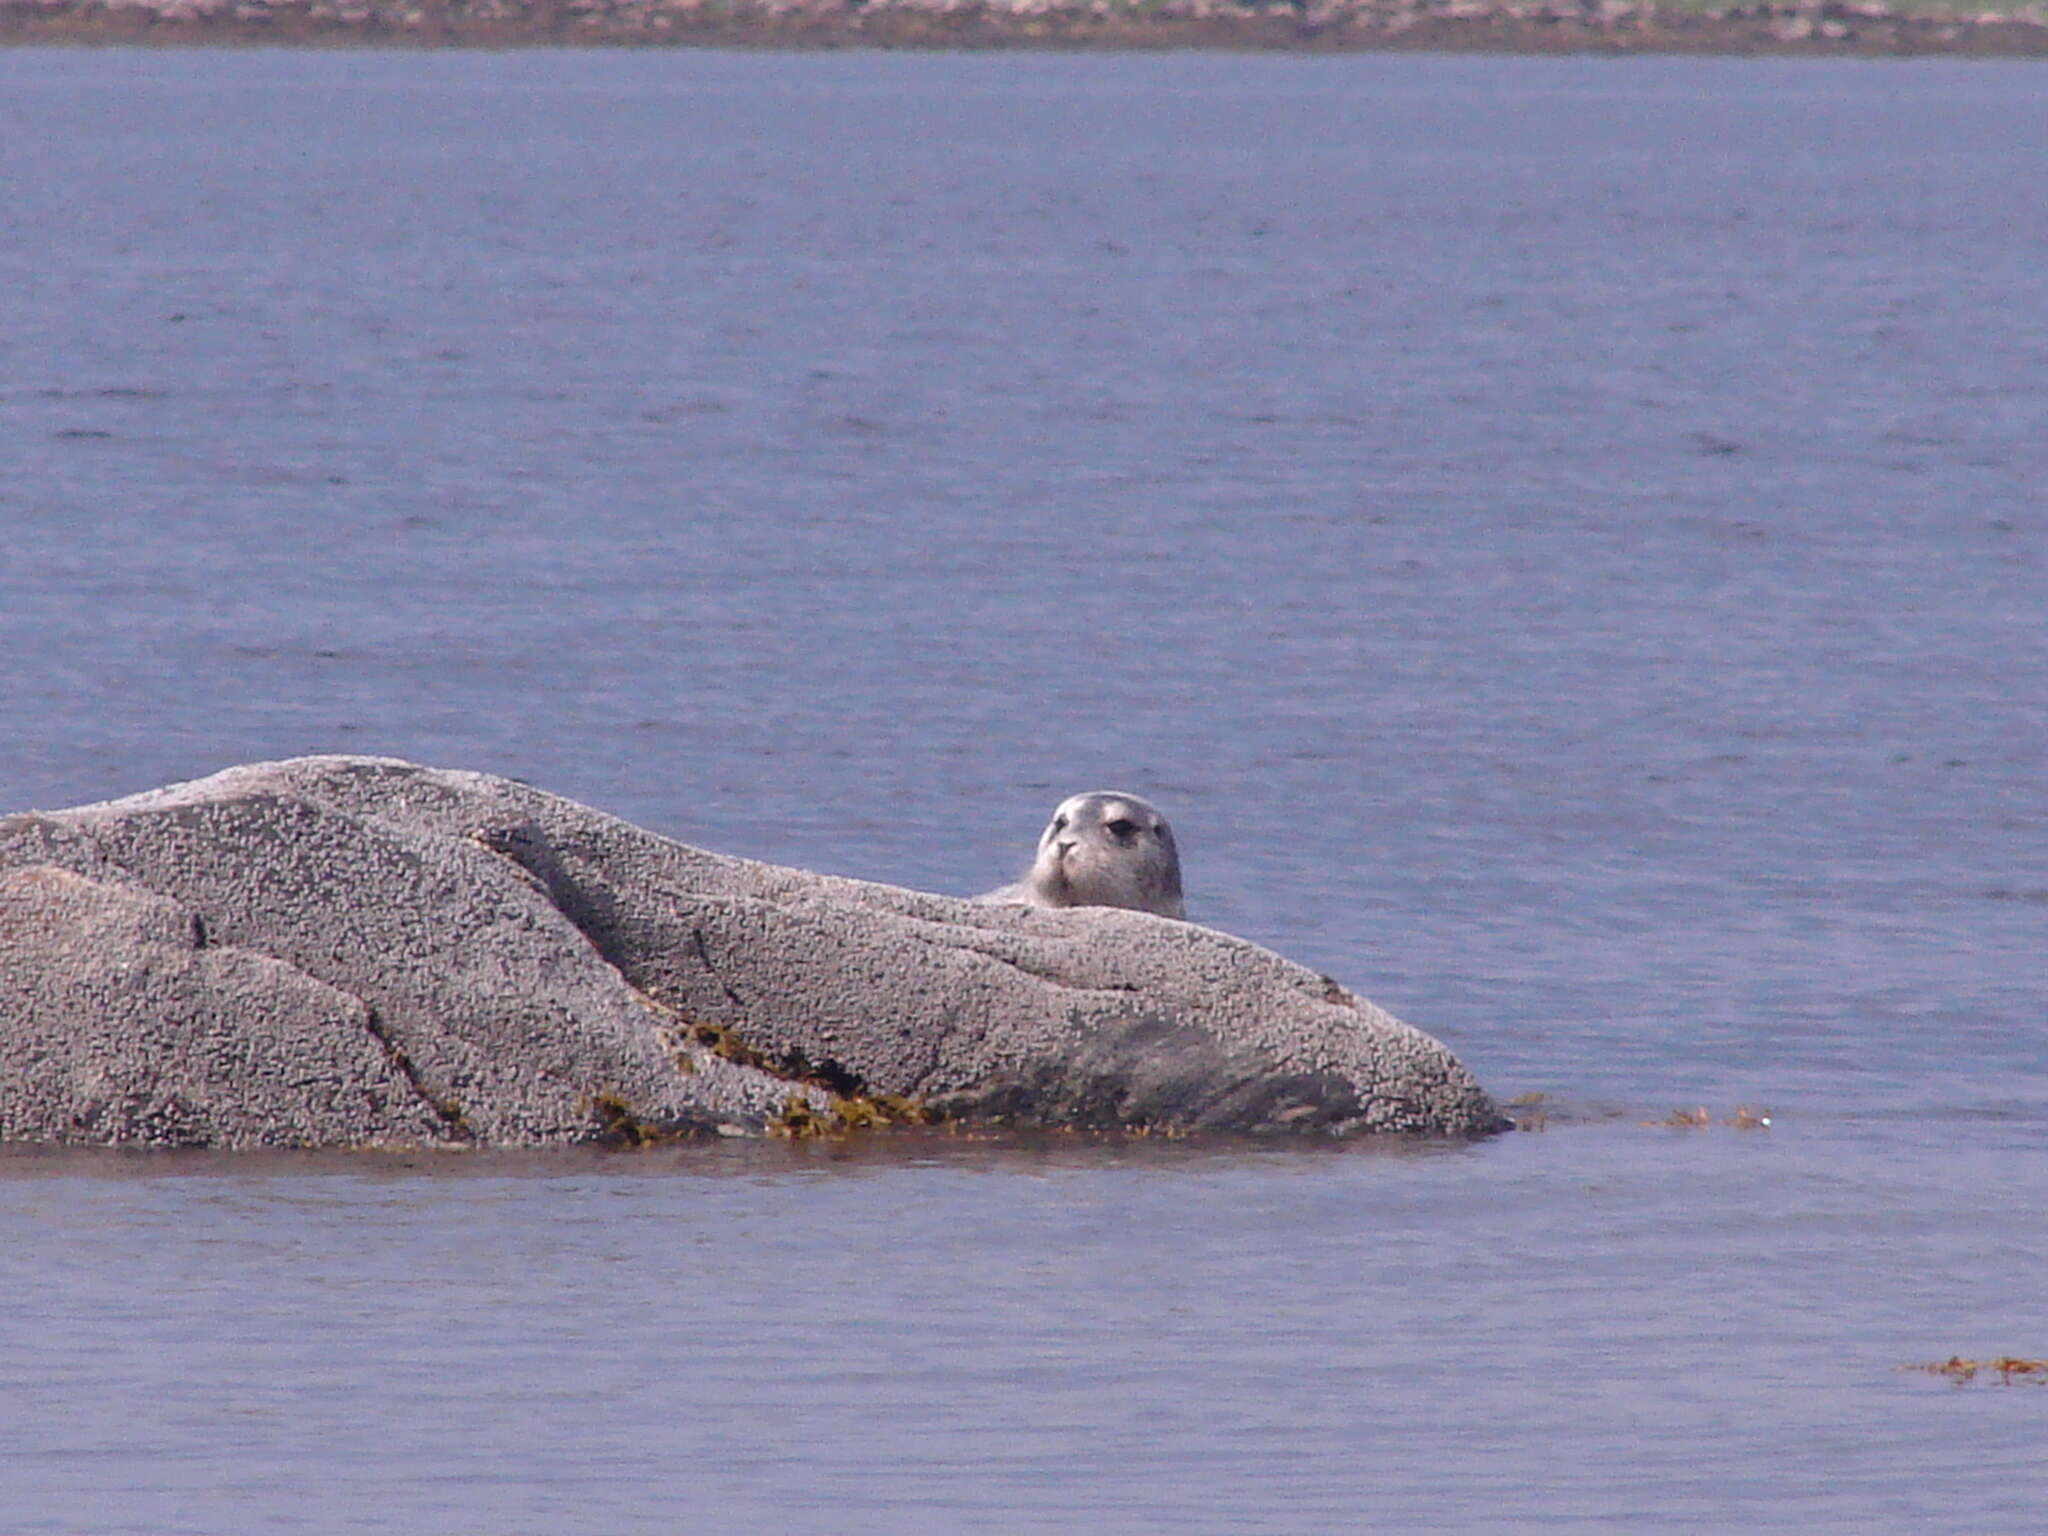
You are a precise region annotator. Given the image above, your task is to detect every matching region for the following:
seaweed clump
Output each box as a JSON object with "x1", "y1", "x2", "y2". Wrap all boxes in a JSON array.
[
  {"x1": 646, "y1": 1015, "x2": 936, "y2": 1141},
  {"x1": 1642, "y1": 1105, "x2": 1771, "y2": 1129},
  {"x1": 585, "y1": 1089, "x2": 702, "y2": 1148},
  {"x1": 1904, "y1": 1356, "x2": 2048, "y2": 1385},
  {"x1": 771, "y1": 1090, "x2": 933, "y2": 1140}
]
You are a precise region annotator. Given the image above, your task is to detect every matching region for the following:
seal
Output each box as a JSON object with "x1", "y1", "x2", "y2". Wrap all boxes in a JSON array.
[{"x1": 977, "y1": 791, "x2": 1185, "y2": 919}]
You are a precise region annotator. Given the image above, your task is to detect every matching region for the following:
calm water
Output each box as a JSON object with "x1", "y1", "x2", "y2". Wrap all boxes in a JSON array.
[{"x1": 3, "y1": 47, "x2": 2046, "y2": 1530}]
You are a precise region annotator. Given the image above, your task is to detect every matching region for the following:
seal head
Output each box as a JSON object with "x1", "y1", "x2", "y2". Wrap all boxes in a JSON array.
[{"x1": 979, "y1": 791, "x2": 1185, "y2": 920}]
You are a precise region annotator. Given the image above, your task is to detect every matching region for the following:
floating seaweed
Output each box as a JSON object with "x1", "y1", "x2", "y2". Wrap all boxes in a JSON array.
[
  {"x1": 1903, "y1": 1356, "x2": 2048, "y2": 1386},
  {"x1": 1642, "y1": 1105, "x2": 1771, "y2": 1130}
]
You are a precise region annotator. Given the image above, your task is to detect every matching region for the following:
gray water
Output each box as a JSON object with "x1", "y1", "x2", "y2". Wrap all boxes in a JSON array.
[{"x1": 3, "y1": 46, "x2": 2046, "y2": 1531}]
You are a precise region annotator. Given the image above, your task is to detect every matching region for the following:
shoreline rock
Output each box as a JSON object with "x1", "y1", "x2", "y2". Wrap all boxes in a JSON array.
[
  {"x1": 0, "y1": 756, "x2": 1506, "y2": 1150},
  {"x1": 2, "y1": 0, "x2": 2046, "y2": 53}
]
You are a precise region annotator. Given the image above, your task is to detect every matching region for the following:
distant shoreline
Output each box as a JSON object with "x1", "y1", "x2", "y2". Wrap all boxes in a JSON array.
[{"x1": 7, "y1": 0, "x2": 2048, "y2": 57}]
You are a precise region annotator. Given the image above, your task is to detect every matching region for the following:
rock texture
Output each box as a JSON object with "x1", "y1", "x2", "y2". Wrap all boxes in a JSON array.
[{"x1": 0, "y1": 756, "x2": 1505, "y2": 1149}]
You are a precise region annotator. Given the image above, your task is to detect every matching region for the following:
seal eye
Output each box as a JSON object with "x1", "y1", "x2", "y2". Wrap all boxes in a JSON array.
[
  {"x1": 1106, "y1": 817, "x2": 1138, "y2": 840},
  {"x1": 1051, "y1": 815, "x2": 1068, "y2": 832}
]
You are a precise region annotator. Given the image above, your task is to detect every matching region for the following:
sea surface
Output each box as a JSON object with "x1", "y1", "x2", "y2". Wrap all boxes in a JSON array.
[{"x1": 3, "y1": 46, "x2": 2046, "y2": 1531}]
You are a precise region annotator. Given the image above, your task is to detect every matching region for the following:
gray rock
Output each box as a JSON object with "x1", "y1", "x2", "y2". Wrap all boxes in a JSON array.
[
  {"x1": 0, "y1": 756, "x2": 1506, "y2": 1148},
  {"x1": 0, "y1": 862, "x2": 446, "y2": 1149}
]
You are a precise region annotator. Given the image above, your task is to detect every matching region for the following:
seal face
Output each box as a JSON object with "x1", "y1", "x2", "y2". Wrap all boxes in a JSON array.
[{"x1": 978, "y1": 791, "x2": 1186, "y2": 920}]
